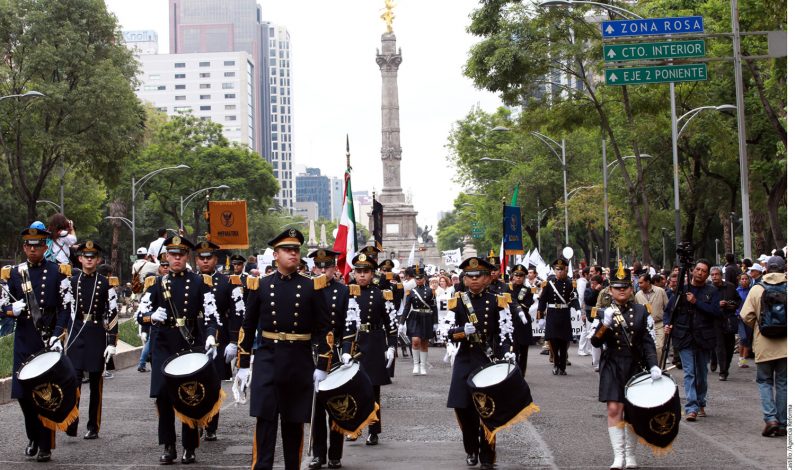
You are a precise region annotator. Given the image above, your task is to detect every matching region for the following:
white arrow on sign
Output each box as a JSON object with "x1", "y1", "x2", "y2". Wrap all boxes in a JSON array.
[
  {"x1": 605, "y1": 25, "x2": 615, "y2": 34},
  {"x1": 609, "y1": 73, "x2": 618, "y2": 82},
  {"x1": 607, "y1": 48, "x2": 616, "y2": 58}
]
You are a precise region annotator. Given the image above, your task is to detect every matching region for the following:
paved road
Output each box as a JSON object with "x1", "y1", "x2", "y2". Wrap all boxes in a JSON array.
[{"x1": 0, "y1": 343, "x2": 787, "y2": 469}]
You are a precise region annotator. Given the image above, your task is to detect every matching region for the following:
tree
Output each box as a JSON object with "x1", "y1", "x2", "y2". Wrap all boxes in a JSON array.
[{"x1": 0, "y1": 0, "x2": 145, "y2": 221}]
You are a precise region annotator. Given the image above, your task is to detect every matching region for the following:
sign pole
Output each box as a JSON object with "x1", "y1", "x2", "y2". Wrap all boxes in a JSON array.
[{"x1": 731, "y1": 0, "x2": 752, "y2": 259}]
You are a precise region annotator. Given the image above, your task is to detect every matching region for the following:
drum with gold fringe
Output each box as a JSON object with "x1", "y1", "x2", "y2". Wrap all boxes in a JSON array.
[
  {"x1": 17, "y1": 350, "x2": 80, "y2": 431},
  {"x1": 162, "y1": 350, "x2": 225, "y2": 429},
  {"x1": 317, "y1": 361, "x2": 379, "y2": 438},
  {"x1": 624, "y1": 371, "x2": 681, "y2": 454}
]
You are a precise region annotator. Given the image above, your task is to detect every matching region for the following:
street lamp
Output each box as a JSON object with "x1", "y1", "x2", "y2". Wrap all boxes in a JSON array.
[
  {"x1": 538, "y1": 0, "x2": 643, "y2": 19},
  {"x1": 105, "y1": 216, "x2": 133, "y2": 232},
  {"x1": 715, "y1": 238, "x2": 721, "y2": 266},
  {"x1": 661, "y1": 228, "x2": 670, "y2": 269},
  {"x1": 36, "y1": 199, "x2": 62, "y2": 213},
  {"x1": 607, "y1": 154, "x2": 653, "y2": 176},
  {"x1": 131, "y1": 164, "x2": 190, "y2": 255},
  {"x1": 0, "y1": 91, "x2": 46, "y2": 102},
  {"x1": 179, "y1": 184, "x2": 230, "y2": 230}
]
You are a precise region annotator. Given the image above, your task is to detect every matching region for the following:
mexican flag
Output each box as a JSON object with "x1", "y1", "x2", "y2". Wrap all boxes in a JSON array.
[{"x1": 333, "y1": 162, "x2": 357, "y2": 279}]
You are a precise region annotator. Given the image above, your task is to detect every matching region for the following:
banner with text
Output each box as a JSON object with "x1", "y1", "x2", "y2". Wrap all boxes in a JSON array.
[
  {"x1": 443, "y1": 248, "x2": 462, "y2": 267},
  {"x1": 502, "y1": 205, "x2": 524, "y2": 255},
  {"x1": 207, "y1": 200, "x2": 249, "y2": 249}
]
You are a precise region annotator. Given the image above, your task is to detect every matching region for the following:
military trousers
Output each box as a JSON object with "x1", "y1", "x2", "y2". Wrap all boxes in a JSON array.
[
  {"x1": 368, "y1": 385, "x2": 381, "y2": 435},
  {"x1": 311, "y1": 400, "x2": 344, "y2": 461},
  {"x1": 549, "y1": 339, "x2": 569, "y2": 372},
  {"x1": 66, "y1": 370, "x2": 104, "y2": 436},
  {"x1": 155, "y1": 390, "x2": 200, "y2": 450},
  {"x1": 454, "y1": 406, "x2": 495, "y2": 464},
  {"x1": 252, "y1": 416, "x2": 304, "y2": 470},
  {"x1": 19, "y1": 397, "x2": 55, "y2": 451}
]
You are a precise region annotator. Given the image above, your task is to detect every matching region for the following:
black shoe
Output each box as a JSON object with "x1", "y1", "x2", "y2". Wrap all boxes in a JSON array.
[
  {"x1": 559, "y1": 369, "x2": 567, "y2": 376},
  {"x1": 25, "y1": 440, "x2": 38, "y2": 457},
  {"x1": 719, "y1": 374, "x2": 728, "y2": 381},
  {"x1": 540, "y1": 349, "x2": 549, "y2": 355},
  {"x1": 203, "y1": 431, "x2": 217, "y2": 442},
  {"x1": 566, "y1": 360, "x2": 571, "y2": 366},
  {"x1": 137, "y1": 365, "x2": 148, "y2": 372},
  {"x1": 181, "y1": 448, "x2": 196, "y2": 464},
  {"x1": 480, "y1": 463, "x2": 495, "y2": 470},
  {"x1": 328, "y1": 459, "x2": 342, "y2": 469},
  {"x1": 84, "y1": 430, "x2": 99, "y2": 440},
  {"x1": 552, "y1": 367, "x2": 558, "y2": 375},
  {"x1": 466, "y1": 453, "x2": 478, "y2": 466},
  {"x1": 710, "y1": 362, "x2": 717, "y2": 372},
  {"x1": 36, "y1": 450, "x2": 51, "y2": 462},
  {"x1": 365, "y1": 433, "x2": 379, "y2": 445},
  {"x1": 66, "y1": 425, "x2": 78, "y2": 437},
  {"x1": 160, "y1": 444, "x2": 177, "y2": 465},
  {"x1": 308, "y1": 457, "x2": 325, "y2": 469}
]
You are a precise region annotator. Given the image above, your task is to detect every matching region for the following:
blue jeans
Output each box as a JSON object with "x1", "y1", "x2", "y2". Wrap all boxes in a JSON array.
[
  {"x1": 756, "y1": 358, "x2": 787, "y2": 425},
  {"x1": 138, "y1": 336, "x2": 151, "y2": 368},
  {"x1": 0, "y1": 316, "x2": 15, "y2": 336},
  {"x1": 679, "y1": 347, "x2": 710, "y2": 414}
]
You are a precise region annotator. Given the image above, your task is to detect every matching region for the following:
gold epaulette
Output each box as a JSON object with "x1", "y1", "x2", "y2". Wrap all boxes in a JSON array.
[
  {"x1": 591, "y1": 307, "x2": 598, "y2": 319},
  {"x1": 59, "y1": 264, "x2": 72, "y2": 277},
  {"x1": 502, "y1": 292, "x2": 512, "y2": 304},
  {"x1": 313, "y1": 275, "x2": 327, "y2": 290},
  {"x1": 349, "y1": 284, "x2": 361, "y2": 297},
  {"x1": 144, "y1": 276, "x2": 156, "y2": 290},
  {"x1": 203, "y1": 274, "x2": 213, "y2": 287},
  {"x1": 229, "y1": 275, "x2": 242, "y2": 286},
  {"x1": 385, "y1": 272, "x2": 394, "y2": 280},
  {"x1": 246, "y1": 276, "x2": 259, "y2": 291},
  {"x1": 396, "y1": 283, "x2": 403, "y2": 290},
  {"x1": 447, "y1": 295, "x2": 458, "y2": 310},
  {"x1": 497, "y1": 294, "x2": 508, "y2": 309},
  {"x1": 382, "y1": 289, "x2": 393, "y2": 301},
  {"x1": 0, "y1": 265, "x2": 10, "y2": 281},
  {"x1": 541, "y1": 280, "x2": 548, "y2": 288},
  {"x1": 108, "y1": 276, "x2": 119, "y2": 287}
]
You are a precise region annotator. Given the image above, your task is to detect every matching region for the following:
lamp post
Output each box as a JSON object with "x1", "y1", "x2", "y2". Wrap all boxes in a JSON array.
[
  {"x1": 179, "y1": 184, "x2": 230, "y2": 230},
  {"x1": 0, "y1": 91, "x2": 46, "y2": 102},
  {"x1": 131, "y1": 165, "x2": 190, "y2": 255},
  {"x1": 729, "y1": 212, "x2": 736, "y2": 254},
  {"x1": 661, "y1": 228, "x2": 670, "y2": 270},
  {"x1": 36, "y1": 199, "x2": 62, "y2": 213},
  {"x1": 105, "y1": 216, "x2": 133, "y2": 233},
  {"x1": 715, "y1": 238, "x2": 721, "y2": 266}
]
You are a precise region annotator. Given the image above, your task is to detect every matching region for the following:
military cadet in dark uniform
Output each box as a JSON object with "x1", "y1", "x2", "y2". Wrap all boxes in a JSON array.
[
  {"x1": 233, "y1": 229, "x2": 332, "y2": 470},
  {"x1": 340, "y1": 253, "x2": 398, "y2": 446},
  {"x1": 590, "y1": 261, "x2": 660, "y2": 470},
  {"x1": 486, "y1": 250, "x2": 508, "y2": 294},
  {"x1": 403, "y1": 265, "x2": 437, "y2": 375},
  {"x1": 228, "y1": 253, "x2": 249, "y2": 294},
  {"x1": 379, "y1": 259, "x2": 408, "y2": 358},
  {"x1": 507, "y1": 264, "x2": 533, "y2": 377},
  {"x1": 2, "y1": 226, "x2": 73, "y2": 462},
  {"x1": 308, "y1": 248, "x2": 352, "y2": 470},
  {"x1": 64, "y1": 241, "x2": 119, "y2": 440},
  {"x1": 136, "y1": 236, "x2": 219, "y2": 465},
  {"x1": 537, "y1": 258, "x2": 581, "y2": 376},
  {"x1": 446, "y1": 257, "x2": 514, "y2": 470}
]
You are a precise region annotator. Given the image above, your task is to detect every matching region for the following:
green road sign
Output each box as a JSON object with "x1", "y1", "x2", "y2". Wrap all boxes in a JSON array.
[
  {"x1": 605, "y1": 63, "x2": 707, "y2": 85},
  {"x1": 603, "y1": 40, "x2": 705, "y2": 62}
]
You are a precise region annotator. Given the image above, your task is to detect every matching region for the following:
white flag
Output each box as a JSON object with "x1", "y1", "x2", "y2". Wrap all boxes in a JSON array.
[
  {"x1": 406, "y1": 242, "x2": 416, "y2": 266},
  {"x1": 528, "y1": 248, "x2": 544, "y2": 268},
  {"x1": 442, "y1": 249, "x2": 461, "y2": 267}
]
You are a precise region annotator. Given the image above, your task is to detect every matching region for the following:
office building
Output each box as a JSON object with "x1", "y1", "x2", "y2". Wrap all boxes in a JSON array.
[
  {"x1": 296, "y1": 168, "x2": 331, "y2": 220},
  {"x1": 122, "y1": 30, "x2": 159, "y2": 55}
]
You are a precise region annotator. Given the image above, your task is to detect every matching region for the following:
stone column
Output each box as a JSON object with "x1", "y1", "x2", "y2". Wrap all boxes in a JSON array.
[{"x1": 376, "y1": 32, "x2": 404, "y2": 204}]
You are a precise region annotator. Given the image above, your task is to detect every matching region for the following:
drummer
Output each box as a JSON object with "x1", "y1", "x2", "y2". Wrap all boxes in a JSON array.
[
  {"x1": 1, "y1": 224, "x2": 73, "y2": 462},
  {"x1": 307, "y1": 248, "x2": 352, "y2": 470},
  {"x1": 589, "y1": 260, "x2": 660, "y2": 470},
  {"x1": 64, "y1": 241, "x2": 119, "y2": 441},
  {"x1": 136, "y1": 235, "x2": 220, "y2": 465},
  {"x1": 340, "y1": 253, "x2": 398, "y2": 446},
  {"x1": 446, "y1": 257, "x2": 515, "y2": 470},
  {"x1": 507, "y1": 264, "x2": 533, "y2": 377}
]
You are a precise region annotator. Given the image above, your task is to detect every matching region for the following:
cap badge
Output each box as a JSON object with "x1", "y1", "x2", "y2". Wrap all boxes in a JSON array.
[
  {"x1": 30, "y1": 228, "x2": 38, "y2": 235},
  {"x1": 86, "y1": 241, "x2": 94, "y2": 249},
  {"x1": 288, "y1": 229, "x2": 297, "y2": 238},
  {"x1": 469, "y1": 258, "x2": 478, "y2": 268},
  {"x1": 358, "y1": 254, "x2": 367, "y2": 262},
  {"x1": 616, "y1": 259, "x2": 627, "y2": 280},
  {"x1": 318, "y1": 249, "x2": 325, "y2": 258},
  {"x1": 172, "y1": 236, "x2": 181, "y2": 245}
]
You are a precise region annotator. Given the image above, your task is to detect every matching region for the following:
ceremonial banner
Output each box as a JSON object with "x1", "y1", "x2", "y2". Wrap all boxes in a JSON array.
[
  {"x1": 207, "y1": 200, "x2": 249, "y2": 249},
  {"x1": 502, "y1": 204, "x2": 523, "y2": 255},
  {"x1": 442, "y1": 248, "x2": 461, "y2": 267},
  {"x1": 332, "y1": 138, "x2": 358, "y2": 280},
  {"x1": 372, "y1": 197, "x2": 383, "y2": 251}
]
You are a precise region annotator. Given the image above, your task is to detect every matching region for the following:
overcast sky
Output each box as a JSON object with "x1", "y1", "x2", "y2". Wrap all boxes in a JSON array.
[{"x1": 105, "y1": 0, "x2": 502, "y2": 232}]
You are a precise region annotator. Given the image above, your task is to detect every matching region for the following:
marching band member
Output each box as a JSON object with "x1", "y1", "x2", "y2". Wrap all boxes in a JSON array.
[
  {"x1": 536, "y1": 258, "x2": 581, "y2": 376},
  {"x1": 340, "y1": 253, "x2": 398, "y2": 446},
  {"x1": 234, "y1": 229, "x2": 332, "y2": 470},
  {"x1": 446, "y1": 257, "x2": 514, "y2": 470},
  {"x1": 590, "y1": 261, "x2": 660, "y2": 470},
  {"x1": 507, "y1": 264, "x2": 533, "y2": 377},
  {"x1": 64, "y1": 241, "x2": 119, "y2": 440},
  {"x1": 403, "y1": 265, "x2": 437, "y2": 375}
]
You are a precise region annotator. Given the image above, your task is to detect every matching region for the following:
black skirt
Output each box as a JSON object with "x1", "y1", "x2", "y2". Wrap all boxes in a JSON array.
[
  {"x1": 406, "y1": 311, "x2": 435, "y2": 340},
  {"x1": 598, "y1": 350, "x2": 643, "y2": 403}
]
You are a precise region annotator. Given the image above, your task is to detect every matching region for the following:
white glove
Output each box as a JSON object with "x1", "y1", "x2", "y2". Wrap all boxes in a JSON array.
[
  {"x1": 232, "y1": 367, "x2": 250, "y2": 405},
  {"x1": 537, "y1": 318, "x2": 546, "y2": 329},
  {"x1": 205, "y1": 336, "x2": 217, "y2": 360},
  {"x1": 464, "y1": 323, "x2": 476, "y2": 335},
  {"x1": 103, "y1": 345, "x2": 116, "y2": 363},
  {"x1": 398, "y1": 323, "x2": 407, "y2": 336},
  {"x1": 236, "y1": 367, "x2": 250, "y2": 385},
  {"x1": 650, "y1": 366, "x2": 662, "y2": 381},
  {"x1": 48, "y1": 336, "x2": 62, "y2": 353},
  {"x1": 503, "y1": 352, "x2": 516, "y2": 362},
  {"x1": 602, "y1": 307, "x2": 614, "y2": 328},
  {"x1": 385, "y1": 347, "x2": 395, "y2": 368},
  {"x1": 341, "y1": 353, "x2": 353, "y2": 368},
  {"x1": 313, "y1": 369, "x2": 328, "y2": 392},
  {"x1": 151, "y1": 307, "x2": 167, "y2": 323},
  {"x1": 11, "y1": 299, "x2": 26, "y2": 317},
  {"x1": 224, "y1": 343, "x2": 238, "y2": 364},
  {"x1": 139, "y1": 332, "x2": 148, "y2": 344},
  {"x1": 518, "y1": 311, "x2": 528, "y2": 325}
]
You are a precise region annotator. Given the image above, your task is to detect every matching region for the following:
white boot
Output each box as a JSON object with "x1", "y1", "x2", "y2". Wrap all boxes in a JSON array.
[
  {"x1": 412, "y1": 349, "x2": 420, "y2": 375},
  {"x1": 419, "y1": 350, "x2": 428, "y2": 375},
  {"x1": 624, "y1": 427, "x2": 638, "y2": 469},
  {"x1": 608, "y1": 426, "x2": 625, "y2": 470}
]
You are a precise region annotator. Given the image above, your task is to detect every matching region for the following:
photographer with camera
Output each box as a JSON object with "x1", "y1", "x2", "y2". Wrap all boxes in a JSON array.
[{"x1": 709, "y1": 267, "x2": 741, "y2": 381}]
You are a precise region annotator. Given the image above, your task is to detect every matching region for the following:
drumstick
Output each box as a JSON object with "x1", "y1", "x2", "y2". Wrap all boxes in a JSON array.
[
  {"x1": 632, "y1": 365, "x2": 678, "y2": 386},
  {"x1": 0, "y1": 283, "x2": 19, "y2": 302}
]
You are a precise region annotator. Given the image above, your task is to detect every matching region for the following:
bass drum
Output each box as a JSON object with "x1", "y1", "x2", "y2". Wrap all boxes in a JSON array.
[
  {"x1": 467, "y1": 361, "x2": 539, "y2": 444},
  {"x1": 317, "y1": 362, "x2": 378, "y2": 438},
  {"x1": 624, "y1": 372, "x2": 681, "y2": 452},
  {"x1": 17, "y1": 350, "x2": 80, "y2": 431},
  {"x1": 162, "y1": 350, "x2": 225, "y2": 429}
]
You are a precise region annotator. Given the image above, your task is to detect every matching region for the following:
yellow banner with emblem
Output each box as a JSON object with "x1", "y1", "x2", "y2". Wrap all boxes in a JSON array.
[{"x1": 207, "y1": 200, "x2": 249, "y2": 249}]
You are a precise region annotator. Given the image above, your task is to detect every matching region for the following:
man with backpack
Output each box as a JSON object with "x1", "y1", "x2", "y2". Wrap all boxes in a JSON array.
[{"x1": 740, "y1": 255, "x2": 787, "y2": 437}]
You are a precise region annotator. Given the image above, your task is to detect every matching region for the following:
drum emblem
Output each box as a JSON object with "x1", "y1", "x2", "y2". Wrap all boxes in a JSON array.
[
  {"x1": 327, "y1": 394, "x2": 357, "y2": 421},
  {"x1": 472, "y1": 392, "x2": 496, "y2": 419},
  {"x1": 178, "y1": 381, "x2": 206, "y2": 407},
  {"x1": 32, "y1": 383, "x2": 63, "y2": 411},
  {"x1": 649, "y1": 411, "x2": 676, "y2": 435}
]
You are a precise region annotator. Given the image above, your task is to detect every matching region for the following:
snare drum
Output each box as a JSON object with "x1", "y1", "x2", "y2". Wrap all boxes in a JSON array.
[
  {"x1": 162, "y1": 350, "x2": 225, "y2": 429},
  {"x1": 17, "y1": 350, "x2": 80, "y2": 431},
  {"x1": 624, "y1": 372, "x2": 681, "y2": 451},
  {"x1": 317, "y1": 362, "x2": 378, "y2": 438},
  {"x1": 467, "y1": 361, "x2": 539, "y2": 444}
]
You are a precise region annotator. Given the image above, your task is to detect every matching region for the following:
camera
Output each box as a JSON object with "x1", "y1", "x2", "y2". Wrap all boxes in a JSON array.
[{"x1": 675, "y1": 242, "x2": 694, "y2": 266}]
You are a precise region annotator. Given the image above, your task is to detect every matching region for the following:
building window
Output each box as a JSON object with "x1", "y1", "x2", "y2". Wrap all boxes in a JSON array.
[
  {"x1": 200, "y1": 72, "x2": 211, "y2": 78},
  {"x1": 174, "y1": 106, "x2": 192, "y2": 112},
  {"x1": 224, "y1": 93, "x2": 236, "y2": 99},
  {"x1": 200, "y1": 83, "x2": 211, "y2": 89},
  {"x1": 199, "y1": 61, "x2": 210, "y2": 67},
  {"x1": 225, "y1": 104, "x2": 236, "y2": 110},
  {"x1": 224, "y1": 60, "x2": 235, "y2": 66},
  {"x1": 225, "y1": 115, "x2": 236, "y2": 121},
  {"x1": 175, "y1": 73, "x2": 186, "y2": 79},
  {"x1": 175, "y1": 95, "x2": 186, "y2": 101},
  {"x1": 174, "y1": 62, "x2": 186, "y2": 68},
  {"x1": 156, "y1": 107, "x2": 167, "y2": 112},
  {"x1": 200, "y1": 116, "x2": 211, "y2": 121},
  {"x1": 149, "y1": 74, "x2": 160, "y2": 80},
  {"x1": 143, "y1": 85, "x2": 158, "y2": 91},
  {"x1": 157, "y1": 85, "x2": 166, "y2": 90},
  {"x1": 224, "y1": 71, "x2": 235, "y2": 77},
  {"x1": 222, "y1": 82, "x2": 234, "y2": 89},
  {"x1": 200, "y1": 94, "x2": 210, "y2": 100},
  {"x1": 200, "y1": 105, "x2": 211, "y2": 111},
  {"x1": 175, "y1": 84, "x2": 186, "y2": 90}
]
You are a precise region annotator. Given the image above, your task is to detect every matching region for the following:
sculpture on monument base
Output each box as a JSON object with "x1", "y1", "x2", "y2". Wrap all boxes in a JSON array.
[{"x1": 416, "y1": 225, "x2": 434, "y2": 244}]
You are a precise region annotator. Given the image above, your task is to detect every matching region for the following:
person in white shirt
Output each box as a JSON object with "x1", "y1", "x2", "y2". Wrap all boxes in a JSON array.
[
  {"x1": 46, "y1": 213, "x2": 77, "y2": 265},
  {"x1": 577, "y1": 268, "x2": 592, "y2": 356},
  {"x1": 132, "y1": 247, "x2": 159, "y2": 287},
  {"x1": 146, "y1": 228, "x2": 168, "y2": 262}
]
